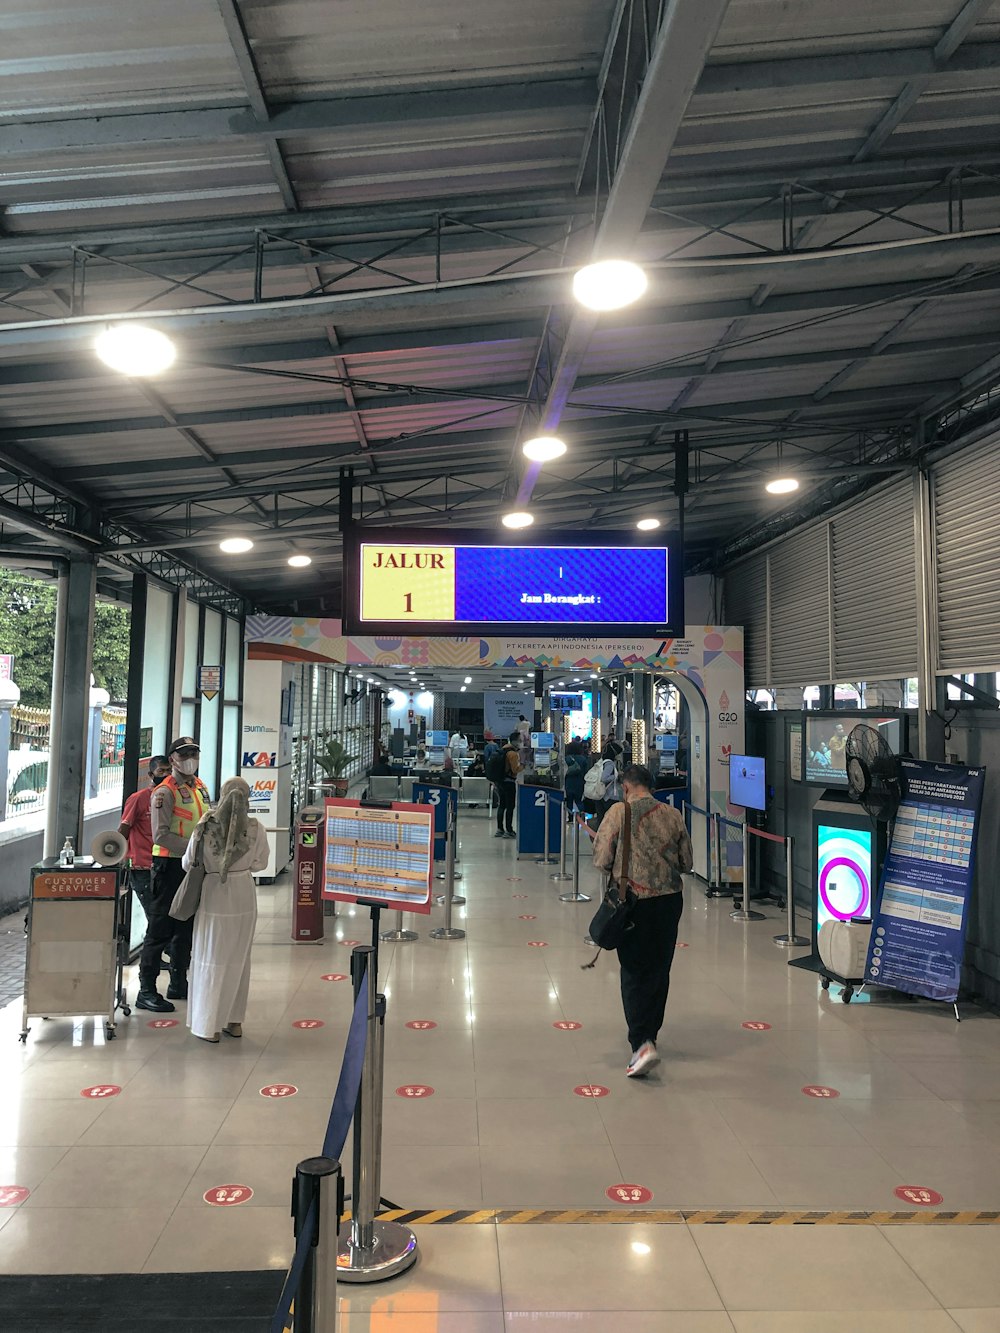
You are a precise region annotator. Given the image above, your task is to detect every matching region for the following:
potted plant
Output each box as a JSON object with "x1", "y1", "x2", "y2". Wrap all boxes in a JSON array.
[{"x1": 315, "y1": 736, "x2": 358, "y2": 797}]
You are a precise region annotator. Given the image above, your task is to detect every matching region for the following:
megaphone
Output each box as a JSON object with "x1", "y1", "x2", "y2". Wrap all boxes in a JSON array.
[{"x1": 91, "y1": 830, "x2": 128, "y2": 866}]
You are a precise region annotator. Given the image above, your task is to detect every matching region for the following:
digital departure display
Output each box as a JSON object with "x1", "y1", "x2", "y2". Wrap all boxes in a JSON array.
[{"x1": 343, "y1": 527, "x2": 683, "y2": 637}]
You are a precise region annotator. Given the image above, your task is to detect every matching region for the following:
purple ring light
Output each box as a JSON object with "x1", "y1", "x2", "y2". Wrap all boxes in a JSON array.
[{"x1": 819, "y1": 855, "x2": 870, "y2": 921}]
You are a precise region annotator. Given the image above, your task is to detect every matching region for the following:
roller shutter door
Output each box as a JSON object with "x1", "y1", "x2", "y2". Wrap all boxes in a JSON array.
[
  {"x1": 935, "y1": 436, "x2": 1000, "y2": 672},
  {"x1": 831, "y1": 480, "x2": 918, "y2": 679},
  {"x1": 723, "y1": 554, "x2": 767, "y2": 687},
  {"x1": 768, "y1": 525, "x2": 831, "y2": 685}
]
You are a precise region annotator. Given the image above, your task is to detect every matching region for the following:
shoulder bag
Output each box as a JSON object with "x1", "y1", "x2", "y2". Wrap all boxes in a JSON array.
[
  {"x1": 169, "y1": 829, "x2": 206, "y2": 921},
  {"x1": 582, "y1": 804, "x2": 636, "y2": 968}
]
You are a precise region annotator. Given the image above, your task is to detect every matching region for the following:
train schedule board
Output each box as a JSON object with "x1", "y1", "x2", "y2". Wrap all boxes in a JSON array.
[
  {"x1": 342, "y1": 526, "x2": 683, "y2": 636},
  {"x1": 321, "y1": 798, "x2": 434, "y2": 914}
]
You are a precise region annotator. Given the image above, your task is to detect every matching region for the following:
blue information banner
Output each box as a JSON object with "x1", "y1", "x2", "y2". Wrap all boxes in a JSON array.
[
  {"x1": 865, "y1": 760, "x2": 986, "y2": 1002},
  {"x1": 516, "y1": 785, "x2": 564, "y2": 858},
  {"x1": 412, "y1": 782, "x2": 458, "y2": 863},
  {"x1": 454, "y1": 546, "x2": 668, "y2": 625}
]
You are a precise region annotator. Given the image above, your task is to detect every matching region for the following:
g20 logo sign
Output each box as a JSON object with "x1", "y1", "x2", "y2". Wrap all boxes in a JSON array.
[
  {"x1": 718, "y1": 712, "x2": 739, "y2": 724},
  {"x1": 242, "y1": 751, "x2": 277, "y2": 767}
]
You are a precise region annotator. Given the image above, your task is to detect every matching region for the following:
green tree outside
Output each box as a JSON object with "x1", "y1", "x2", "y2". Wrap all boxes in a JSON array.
[{"x1": 0, "y1": 570, "x2": 131, "y2": 707}]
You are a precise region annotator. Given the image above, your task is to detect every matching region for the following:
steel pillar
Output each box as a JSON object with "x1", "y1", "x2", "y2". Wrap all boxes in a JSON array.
[{"x1": 45, "y1": 556, "x2": 97, "y2": 858}]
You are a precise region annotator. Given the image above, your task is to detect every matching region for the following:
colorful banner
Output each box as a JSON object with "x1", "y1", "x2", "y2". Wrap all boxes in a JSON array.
[{"x1": 865, "y1": 760, "x2": 986, "y2": 1002}]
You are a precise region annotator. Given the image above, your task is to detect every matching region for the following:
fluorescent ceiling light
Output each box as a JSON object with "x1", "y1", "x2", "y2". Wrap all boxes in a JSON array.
[
  {"x1": 95, "y1": 324, "x2": 176, "y2": 376},
  {"x1": 463, "y1": 676, "x2": 472, "y2": 684},
  {"x1": 502, "y1": 511, "x2": 534, "y2": 529},
  {"x1": 219, "y1": 537, "x2": 254, "y2": 554},
  {"x1": 766, "y1": 477, "x2": 800, "y2": 495},
  {"x1": 287, "y1": 554, "x2": 312, "y2": 567},
  {"x1": 460, "y1": 685, "x2": 466, "y2": 693},
  {"x1": 636, "y1": 517, "x2": 660, "y2": 531},
  {"x1": 572, "y1": 259, "x2": 647, "y2": 312},
  {"x1": 522, "y1": 435, "x2": 567, "y2": 463}
]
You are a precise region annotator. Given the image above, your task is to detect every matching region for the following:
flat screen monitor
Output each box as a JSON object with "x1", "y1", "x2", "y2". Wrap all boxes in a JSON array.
[
  {"x1": 804, "y1": 714, "x2": 903, "y2": 787},
  {"x1": 551, "y1": 693, "x2": 584, "y2": 712},
  {"x1": 342, "y1": 526, "x2": 683, "y2": 636},
  {"x1": 729, "y1": 755, "x2": 766, "y2": 811}
]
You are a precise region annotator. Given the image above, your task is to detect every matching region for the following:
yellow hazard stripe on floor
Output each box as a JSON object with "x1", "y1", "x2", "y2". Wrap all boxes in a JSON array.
[{"x1": 378, "y1": 1208, "x2": 1000, "y2": 1226}]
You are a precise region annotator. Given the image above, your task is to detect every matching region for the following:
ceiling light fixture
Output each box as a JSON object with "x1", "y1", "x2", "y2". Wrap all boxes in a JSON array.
[
  {"x1": 460, "y1": 685, "x2": 466, "y2": 693},
  {"x1": 636, "y1": 517, "x2": 661, "y2": 531},
  {"x1": 95, "y1": 324, "x2": 176, "y2": 376},
  {"x1": 522, "y1": 435, "x2": 567, "y2": 463},
  {"x1": 219, "y1": 537, "x2": 254, "y2": 554},
  {"x1": 287, "y1": 554, "x2": 312, "y2": 568},
  {"x1": 766, "y1": 477, "x2": 800, "y2": 495},
  {"x1": 572, "y1": 259, "x2": 647, "y2": 312},
  {"x1": 463, "y1": 676, "x2": 472, "y2": 684},
  {"x1": 502, "y1": 510, "x2": 534, "y2": 529}
]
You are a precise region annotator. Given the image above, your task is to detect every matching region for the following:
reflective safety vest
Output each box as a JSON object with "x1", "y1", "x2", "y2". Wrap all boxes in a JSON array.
[{"x1": 152, "y1": 774, "x2": 209, "y2": 858}]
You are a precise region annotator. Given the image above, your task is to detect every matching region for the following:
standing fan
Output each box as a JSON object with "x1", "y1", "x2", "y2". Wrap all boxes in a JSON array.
[{"x1": 845, "y1": 724, "x2": 901, "y2": 822}]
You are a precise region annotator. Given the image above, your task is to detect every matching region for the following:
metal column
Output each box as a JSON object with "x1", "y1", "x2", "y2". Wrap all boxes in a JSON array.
[{"x1": 45, "y1": 556, "x2": 97, "y2": 858}]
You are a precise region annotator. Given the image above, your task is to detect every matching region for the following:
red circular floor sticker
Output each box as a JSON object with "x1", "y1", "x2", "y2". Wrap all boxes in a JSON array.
[
  {"x1": 204, "y1": 1184, "x2": 253, "y2": 1207},
  {"x1": 321, "y1": 973, "x2": 348, "y2": 982},
  {"x1": 80, "y1": 1084, "x2": 121, "y2": 1099},
  {"x1": 339, "y1": 939, "x2": 362, "y2": 947},
  {"x1": 742, "y1": 1021, "x2": 772, "y2": 1031},
  {"x1": 0, "y1": 1186, "x2": 29, "y2": 1207},
  {"x1": 512, "y1": 893, "x2": 528, "y2": 899},
  {"x1": 527, "y1": 940, "x2": 548, "y2": 948},
  {"x1": 677, "y1": 942, "x2": 690, "y2": 949},
  {"x1": 405, "y1": 1020, "x2": 437, "y2": 1030},
  {"x1": 292, "y1": 1020, "x2": 324, "y2": 1030},
  {"x1": 146, "y1": 1018, "x2": 179, "y2": 1029},
  {"x1": 518, "y1": 914, "x2": 537, "y2": 921},
  {"x1": 607, "y1": 1183, "x2": 653, "y2": 1205},
  {"x1": 507, "y1": 877, "x2": 523, "y2": 883},
  {"x1": 574, "y1": 1083, "x2": 610, "y2": 1098},
  {"x1": 260, "y1": 1084, "x2": 298, "y2": 1098},
  {"x1": 895, "y1": 1185, "x2": 944, "y2": 1207},
  {"x1": 801, "y1": 1084, "x2": 840, "y2": 1099},
  {"x1": 396, "y1": 1084, "x2": 434, "y2": 1099},
  {"x1": 553, "y1": 1021, "x2": 582, "y2": 1031}
]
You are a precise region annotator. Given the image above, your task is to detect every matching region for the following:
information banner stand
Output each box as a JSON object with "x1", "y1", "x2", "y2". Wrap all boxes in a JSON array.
[
  {"x1": 292, "y1": 806, "x2": 326, "y2": 943},
  {"x1": 412, "y1": 782, "x2": 457, "y2": 863},
  {"x1": 21, "y1": 860, "x2": 123, "y2": 1043},
  {"x1": 517, "y1": 784, "x2": 563, "y2": 859}
]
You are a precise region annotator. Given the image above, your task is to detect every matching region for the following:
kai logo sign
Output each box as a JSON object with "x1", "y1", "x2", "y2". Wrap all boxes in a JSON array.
[
  {"x1": 242, "y1": 751, "x2": 276, "y2": 768},
  {"x1": 360, "y1": 543, "x2": 456, "y2": 622}
]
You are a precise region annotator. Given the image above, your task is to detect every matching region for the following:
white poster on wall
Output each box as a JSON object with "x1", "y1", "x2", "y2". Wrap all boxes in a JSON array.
[{"x1": 484, "y1": 691, "x2": 533, "y2": 738}]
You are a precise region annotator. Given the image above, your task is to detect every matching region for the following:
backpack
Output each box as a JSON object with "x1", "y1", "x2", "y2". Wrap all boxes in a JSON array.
[
  {"x1": 583, "y1": 760, "x2": 608, "y2": 800},
  {"x1": 485, "y1": 747, "x2": 508, "y2": 785}
]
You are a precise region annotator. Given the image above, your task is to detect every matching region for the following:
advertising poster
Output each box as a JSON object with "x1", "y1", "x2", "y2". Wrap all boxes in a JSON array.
[
  {"x1": 484, "y1": 690, "x2": 533, "y2": 738},
  {"x1": 817, "y1": 824, "x2": 873, "y2": 942},
  {"x1": 789, "y1": 723, "x2": 803, "y2": 783},
  {"x1": 865, "y1": 760, "x2": 986, "y2": 1002}
]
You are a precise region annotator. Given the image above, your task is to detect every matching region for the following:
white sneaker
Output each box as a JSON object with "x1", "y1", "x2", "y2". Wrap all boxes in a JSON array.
[{"x1": 626, "y1": 1041, "x2": 660, "y2": 1078}]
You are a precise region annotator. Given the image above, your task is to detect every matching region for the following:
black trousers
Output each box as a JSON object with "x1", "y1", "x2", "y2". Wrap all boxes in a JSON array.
[
  {"x1": 138, "y1": 857, "x2": 194, "y2": 991},
  {"x1": 496, "y1": 780, "x2": 516, "y2": 832},
  {"x1": 617, "y1": 892, "x2": 684, "y2": 1052}
]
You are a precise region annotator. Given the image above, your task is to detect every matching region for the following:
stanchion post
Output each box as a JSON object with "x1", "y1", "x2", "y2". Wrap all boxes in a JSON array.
[
  {"x1": 774, "y1": 833, "x2": 808, "y2": 947},
  {"x1": 559, "y1": 815, "x2": 592, "y2": 903},
  {"x1": 337, "y1": 946, "x2": 417, "y2": 1282},
  {"x1": 731, "y1": 822, "x2": 766, "y2": 922},
  {"x1": 536, "y1": 791, "x2": 553, "y2": 865},
  {"x1": 551, "y1": 797, "x2": 571, "y2": 881},
  {"x1": 292, "y1": 1155, "x2": 342, "y2": 1333},
  {"x1": 430, "y1": 813, "x2": 466, "y2": 940},
  {"x1": 380, "y1": 908, "x2": 418, "y2": 943}
]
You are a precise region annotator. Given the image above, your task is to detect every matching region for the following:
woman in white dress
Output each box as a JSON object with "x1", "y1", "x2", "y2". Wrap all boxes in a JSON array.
[{"x1": 183, "y1": 776, "x2": 269, "y2": 1043}]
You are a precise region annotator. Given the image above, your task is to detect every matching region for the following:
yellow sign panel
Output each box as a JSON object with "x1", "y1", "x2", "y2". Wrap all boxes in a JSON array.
[{"x1": 360, "y1": 544, "x2": 456, "y2": 621}]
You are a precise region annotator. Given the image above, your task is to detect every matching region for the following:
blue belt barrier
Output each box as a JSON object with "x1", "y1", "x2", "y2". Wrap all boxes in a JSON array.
[{"x1": 270, "y1": 979, "x2": 370, "y2": 1333}]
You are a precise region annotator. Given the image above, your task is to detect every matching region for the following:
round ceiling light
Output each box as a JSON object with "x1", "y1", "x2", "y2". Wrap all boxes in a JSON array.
[
  {"x1": 522, "y1": 435, "x2": 567, "y2": 463},
  {"x1": 502, "y1": 511, "x2": 534, "y2": 529},
  {"x1": 95, "y1": 324, "x2": 176, "y2": 376},
  {"x1": 464, "y1": 676, "x2": 472, "y2": 684},
  {"x1": 765, "y1": 477, "x2": 800, "y2": 495},
  {"x1": 219, "y1": 537, "x2": 254, "y2": 554},
  {"x1": 636, "y1": 517, "x2": 661, "y2": 531},
  {"x1": 287, "y1": 553, "x2": 312, "y2": 568},
  {"x1": 572, "y1": 259, "x2": 648, "y2": 312}
]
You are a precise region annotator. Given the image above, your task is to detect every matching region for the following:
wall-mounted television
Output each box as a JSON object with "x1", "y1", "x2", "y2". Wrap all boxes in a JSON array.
[
  {"x1": 804, "y1": 713, "x2": 904, "y2": 787},
  {"x1": 729, "y1": 754, "x2": 766, "y2": 811},
  {"x1": 342, "y1": 526, "x2": 683, "y2": 636}
]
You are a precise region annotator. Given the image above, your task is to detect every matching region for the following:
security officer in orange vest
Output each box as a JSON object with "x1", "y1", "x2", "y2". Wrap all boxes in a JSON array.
[{"x1": 135, "y1": 736, "x2": 212, "y2": 1013}]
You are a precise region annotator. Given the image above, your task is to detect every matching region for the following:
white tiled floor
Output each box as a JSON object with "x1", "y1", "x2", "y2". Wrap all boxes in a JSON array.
[{"x1": 1, "y1": 809, "x2": 999, "y2": 1326}]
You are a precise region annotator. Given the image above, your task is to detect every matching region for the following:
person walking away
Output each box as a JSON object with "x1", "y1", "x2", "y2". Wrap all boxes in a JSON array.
[
  {"x1": 136, "y1": 737, "x2": 212, "y2": 1013},
  {"x1": 492, "y1": 731, "x2": 521, "y2": 838},
  {"x1": 118, "y1": 754, "x2": 170, "y2": 920},
  {"x1": 184, "y1": 777, "x2": 269, "y2": 1043},
  {"x1": 592, "y1": 764, "x2": 692, "y2": 1078},
  {"x1": 563, "y1": 740, "x2": 587, "y2": 817},
  {"x1": 516, "y1": 714, "x2": 531, "y2": 747}
]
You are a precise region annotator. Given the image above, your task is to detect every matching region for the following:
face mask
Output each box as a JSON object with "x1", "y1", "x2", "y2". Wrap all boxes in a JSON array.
[{"x1": 176, "y1": 757, "x2": 199, "y2": 776}]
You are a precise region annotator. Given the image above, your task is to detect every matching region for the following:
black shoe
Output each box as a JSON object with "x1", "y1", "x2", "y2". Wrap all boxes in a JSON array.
[
  {"x1": 494, "y1": 830, "x2": 506, "y2": 838},
  {"x1": 504, "y1": 830, "x2": 516, "y2": 839},
  {"x1": 136, "y1": 991, "x2": 175, "y2": 1014},
  {"x1": 166, "y1": 978, "x2": 188, "y2": 1000}
]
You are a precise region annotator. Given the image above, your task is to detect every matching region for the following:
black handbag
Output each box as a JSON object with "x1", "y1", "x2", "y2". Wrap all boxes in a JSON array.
[{"x1": 582, "y1": 804, "x2": 635, "y2": 968}]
